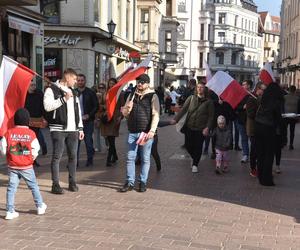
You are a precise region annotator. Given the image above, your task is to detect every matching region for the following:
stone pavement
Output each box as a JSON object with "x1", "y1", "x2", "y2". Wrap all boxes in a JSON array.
[{"x1": 0, "y1": 119, "x2": 300, "y2": 250}]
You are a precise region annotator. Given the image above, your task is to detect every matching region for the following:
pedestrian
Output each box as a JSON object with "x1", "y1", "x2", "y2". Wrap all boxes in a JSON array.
[
  {"x1": 76, "y1": 74, "x2": 99, "y2": 167},
  {"x1": 212, "y1": 115, "x2": 232, "y2": 174},
  {"x1": 94, "y1": 83, "x2": 106, "y2": 152},
  {"x1": 120, "y1": 73, "x2": 160, "y2": 192},
  {"x1": 169, "y1": 86, "x2": 181, "y2": 115},
  {"x1": 171, "y1": 83, "x2": 215, "y2": 173},
  {"x1": 99, "y1": 78, "x2": 124, "y2": 167},
  {"x1": 283, "y1": 85, "x2": 300, "y2": 150},
  {"x1": 235, "y1": 80, "x2": 252, "y2": 163},
  {"x1": 25, "y1": 80, "x2": 48, "y2": 167},
  {"x1": 0, "y1": 108, "x2": 47, "y2": 220},
  {"x1": 246, "y1": 82, "x2": 265, "y2": 177},
  {"x1": 254, "y1": 82, "x2": 284, "y2": 186},
  {"x1": 43, "y1": 68, "x2": 84, "y2": 194}
]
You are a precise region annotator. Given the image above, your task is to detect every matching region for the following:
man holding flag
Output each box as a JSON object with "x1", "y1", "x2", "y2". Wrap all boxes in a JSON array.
[{"x1": 120, "y1": 74, "x2": 160, "y2": 192}]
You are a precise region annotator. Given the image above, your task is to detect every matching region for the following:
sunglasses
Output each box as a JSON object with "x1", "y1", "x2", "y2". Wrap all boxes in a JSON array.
[{"x1": 137, "y1": 81, "x2": 148, "y2": 84}]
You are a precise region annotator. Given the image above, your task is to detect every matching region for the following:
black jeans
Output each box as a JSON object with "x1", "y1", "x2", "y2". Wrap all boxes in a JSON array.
[
  {"x1": 51, "y1": 131, "x2": 79, "y2": 184},
  {"x1": 78, "y1": 120, "x2": 94, "y2": 163},
  {"x1": 284, "y1": 118, "x2": 297, "y2": 146},
  {"x1": 151, "y1": 134, "x2": 161, "y2": 170},
  {"x1": 185, "y1": 128, "x2": 205, "y2": 166},
  {"x1": 107, "y1": 136, "x2": 117, "y2": 162},
  {"x1": 255, "y1": 123, "x2": 275, "y2": 185},
  {"x1": 274, "y1": 134, "x2": 282, "y2": 166}
]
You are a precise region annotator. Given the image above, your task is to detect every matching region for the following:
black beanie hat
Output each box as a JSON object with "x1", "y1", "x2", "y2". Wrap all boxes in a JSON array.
[{"x1": 14, "y1": 108, "x2": 30, "y2": 126}]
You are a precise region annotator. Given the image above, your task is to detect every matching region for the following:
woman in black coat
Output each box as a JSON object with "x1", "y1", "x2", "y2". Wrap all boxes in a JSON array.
[{"x1": 254, "y1": 82, "x2": 284, "y2": 186}]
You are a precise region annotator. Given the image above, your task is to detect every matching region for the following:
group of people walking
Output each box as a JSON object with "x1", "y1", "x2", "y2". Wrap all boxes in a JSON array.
[{"x1": 0, "y1": 67, "x2": 299, "y2": 220}]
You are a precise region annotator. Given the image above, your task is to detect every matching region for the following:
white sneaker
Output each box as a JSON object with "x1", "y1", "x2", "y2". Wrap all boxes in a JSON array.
[
  {"x1": 192, "y1": 165, "x2": 198, "y2": 173},
  {"x1": 275, "y1": 166, "x2": 281, "y2": 174},
  {"x1": 37, "y1": 203, "x2": 47, "y2": 215},
  {"x1": 241, "y1": 155, "x2": 248, "y2": 163},
  {"x1": 5, "y1": 211, "x2": 19, "y2": 220}
]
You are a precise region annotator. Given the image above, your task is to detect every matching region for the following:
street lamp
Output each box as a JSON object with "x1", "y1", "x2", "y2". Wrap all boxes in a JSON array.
[{"x1": 92, "y1": 20, "x2": 116, "y2": 47}]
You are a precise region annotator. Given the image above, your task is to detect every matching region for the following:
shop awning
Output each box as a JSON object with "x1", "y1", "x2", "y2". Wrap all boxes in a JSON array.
[{"x1": 8, "y1": 15, "x2": 42, "y2": 36}]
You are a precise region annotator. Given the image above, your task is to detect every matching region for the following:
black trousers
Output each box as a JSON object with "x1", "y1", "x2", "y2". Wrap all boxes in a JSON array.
[
  {"x1": 106, "y1": 136, "x2": 117, "y2": 162},
  {"x1": 284, "y1": 118, "x2": 297, "y2": 146},
  {"x1": 255, "y1": 123, "x2": 275, "y2": 185},
  {"x1": 151, "y1": 134, "x2": 161, "y2": 170},
  {"x1": 249, "y1": 136, "x2": 257, "y2": 170},
  {"x1": 185, "y1": 128, "x2": 205, "y2": 166}
]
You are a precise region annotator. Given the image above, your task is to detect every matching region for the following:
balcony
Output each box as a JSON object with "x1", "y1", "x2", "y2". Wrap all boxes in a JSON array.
[
  {"x1": 0, "y1": 0, "x2": 38, "y2": 5},
  {"x1": 214, "y1": 42, "x2": 245, "y2": 52}
]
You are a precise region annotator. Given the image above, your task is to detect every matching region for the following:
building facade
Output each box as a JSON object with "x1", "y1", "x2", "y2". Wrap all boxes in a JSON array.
[
  {"x1": 259, "y1": 11, "x2": 280, "y2": 79},
  {"x1": 172, "y1": 0, "x2": 263, "y2": 86},
  {"x1": 42, "y1": 0, "x2": 140, "y2": 87},
  {"x1": 0, "y1": 0, "x2": 45, "y2": 89},
  {"x1": 209, "y1": 0, "x2": 262, "y2": 83},
  {"x1": 280, "y1": 0, "x2": 300, "y2": 87}
]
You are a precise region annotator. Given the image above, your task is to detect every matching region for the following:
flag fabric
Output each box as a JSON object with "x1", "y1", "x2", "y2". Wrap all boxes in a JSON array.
[
  {"x1": 259, "y1": 62, "x2": 275, "y2": 85},
  {"x1": 106, "y1": 54, "x2": 152, "y2": 120},
  {"x1": 203, "y1": 60, "x2": 213, "y2": 82},
  {"x1": 0, "y1": 56, "x2": 35, "y2": 136},
  {"x1": 206, "y1": 71, "x2": 248, "y2": 109}
]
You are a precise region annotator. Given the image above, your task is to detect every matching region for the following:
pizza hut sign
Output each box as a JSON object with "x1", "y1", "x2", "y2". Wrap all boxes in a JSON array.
[{"x1": 44, "y1": 34, "x2": 82, "y2": 46}]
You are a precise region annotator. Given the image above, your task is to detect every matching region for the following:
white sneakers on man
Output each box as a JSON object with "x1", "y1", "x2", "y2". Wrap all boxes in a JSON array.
[
  {"x1": 241, "y1": 155, "x2": 248, "y2": 163},
  {"x1": 37, "y1": 203, "x2": 47, "y2": 215},
  {"x1": 5, "y1": 211, "x2": 19, "y2": 220},
  {"x1": 192, "y1": 165, "x2": 199, "y2": 173}
]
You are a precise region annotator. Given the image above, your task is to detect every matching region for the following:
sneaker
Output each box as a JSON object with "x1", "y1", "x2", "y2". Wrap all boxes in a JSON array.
[
  {"x1": 68, "y1": 182, "x2": 79, "y2": 192},
  {"x1": 119, "y1": 182, "x2": 134, "y2": 192},
  {"x1": 5, "y1": 211, "x2": 19, "y2": 220},
  {"x1": 37, "y1": 203, "x2": 47, "y2": 215},
  {"x1": 275, "y1": 166, "x2": 281, "y2": 174},
  {"x1": 138, "y1": 182, "x2": 147, "y2": 192},
  {"x1": 192, "y1": 165, "x2": 198, "y2": 173},
  {"x1": 215, "y1": 167, "x2": 222, "y2": 175},
  {"x1": 51, "y1": 183, "x2": 64, "y2": 194},
  {"x1": 241, "y1": 155, "x2": 248, "y2": 163},
  {"x1": 250, "y1": 169, "x2": 257, "y2": 177}
]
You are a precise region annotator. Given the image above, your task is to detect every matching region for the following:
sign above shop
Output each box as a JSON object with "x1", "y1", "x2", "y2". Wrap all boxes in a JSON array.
[{"x1": 44, "y1": 34, "x2": 82, "y2": 46}]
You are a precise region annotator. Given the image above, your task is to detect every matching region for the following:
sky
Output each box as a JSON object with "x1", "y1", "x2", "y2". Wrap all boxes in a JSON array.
[{"x1": 256, "y1": 0, "x2": 282, "y2": 16}]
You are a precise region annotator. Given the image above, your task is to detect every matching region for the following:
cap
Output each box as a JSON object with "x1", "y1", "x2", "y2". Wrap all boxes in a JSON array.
[
  {"x1": 14, "y1": 108, "x2": 30, "y2": 126},
  {"x1": 136, "y1": 74, "x2": 150, "y2": 83}
]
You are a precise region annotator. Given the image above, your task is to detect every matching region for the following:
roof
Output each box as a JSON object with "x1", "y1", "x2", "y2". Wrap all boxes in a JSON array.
[
  {"x1": 241, "y1": 0, "x2": 257, "y2": 7},
  {"x1": 271, "y1": 16, "x2": 280, "y2": 23},
  {"x1": 259, "y1": 11, "x2": 268, "y2": 25}
]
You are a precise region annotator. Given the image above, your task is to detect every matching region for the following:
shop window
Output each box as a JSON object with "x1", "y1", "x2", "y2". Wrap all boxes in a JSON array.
[{"x1": 44, "y1": 48, "x2": 62, "y2": 82}]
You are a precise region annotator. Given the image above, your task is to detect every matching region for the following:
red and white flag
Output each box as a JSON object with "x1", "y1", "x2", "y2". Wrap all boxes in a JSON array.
[
  {"x1": 259, "y1": 62, "x2": 275, "y2": 85},
  {"x1": 0, "y1": 56, "x2": 35, "y2": 136},
  {"x1": 204, "y1": 60, "x2": 213, "y2": 82},
  {"x1": 206, "y1": 71, "x2": 248, "y2": 109},
  {"x1": 106, "y1": 54, "x2": 152, "y2": 120}
]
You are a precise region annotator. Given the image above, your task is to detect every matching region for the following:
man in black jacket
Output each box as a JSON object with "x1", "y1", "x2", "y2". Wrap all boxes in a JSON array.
[{"x1": 77, "y1": 74, "x2": 99, "y2": 167}]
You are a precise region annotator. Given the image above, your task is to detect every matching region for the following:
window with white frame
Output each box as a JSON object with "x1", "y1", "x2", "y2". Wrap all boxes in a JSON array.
[{"x1": 140, "y1": 10, "x2": 149, "y2": 41}]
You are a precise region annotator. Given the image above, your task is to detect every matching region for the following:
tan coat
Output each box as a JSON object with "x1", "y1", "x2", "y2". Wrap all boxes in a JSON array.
[{"x1": 98, "y1": 91, "x2": 125, "y2": 137}]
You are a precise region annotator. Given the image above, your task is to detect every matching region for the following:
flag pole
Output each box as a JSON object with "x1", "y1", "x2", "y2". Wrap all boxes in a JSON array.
[
  {"x1": 35, "y1": 73, "x2": 67, "y2": 94},
  {"x1": 246, "y1": 90, "x2": 257, "y2": 99}
]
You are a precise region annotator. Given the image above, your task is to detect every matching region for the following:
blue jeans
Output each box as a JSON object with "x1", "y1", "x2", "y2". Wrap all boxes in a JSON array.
[
  {"x1": 126, "y1": 133, "x2": 153, "y2": 185},
  {"x1": 78, "y1": 120, "x2": 94, "y2": 162},
  {"x1": 237, "y1": 122, "x2": 249, "y2": 156},
  {"x1": 7, "y1": 168, "x2": 43, "y2": 212}
]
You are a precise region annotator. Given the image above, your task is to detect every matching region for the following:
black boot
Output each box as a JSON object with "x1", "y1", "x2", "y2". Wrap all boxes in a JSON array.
[{"x1": 51, "y1": 182, "x2": 64, "y2": 194}]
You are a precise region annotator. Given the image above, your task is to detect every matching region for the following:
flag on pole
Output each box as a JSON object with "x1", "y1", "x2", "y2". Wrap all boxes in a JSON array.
[
  {"x1": 0, "y1": 56, "x2": 35, "y2": 136},
  {"x1": 203, "y1": 60, "x2": 212, "y2": 82},
  {"x1": 206, "y1": 71, "x2": 248, "y2": 109},
  {"x1": 259, "y1": 62, "x2": 275, "y2": 85},
  {"x1": 106, "y1": 54, "x2": 152, "y2": 120}
]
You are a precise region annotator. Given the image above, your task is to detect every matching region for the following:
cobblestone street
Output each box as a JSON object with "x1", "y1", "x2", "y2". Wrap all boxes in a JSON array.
[{"x1": 0, "y1": 119, "x2": 300, "y2": 250}]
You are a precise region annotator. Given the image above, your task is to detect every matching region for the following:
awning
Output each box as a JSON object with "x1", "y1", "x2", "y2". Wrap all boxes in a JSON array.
[{"x1": 8, "y1": 15, "x2": 42, "y2": 36}]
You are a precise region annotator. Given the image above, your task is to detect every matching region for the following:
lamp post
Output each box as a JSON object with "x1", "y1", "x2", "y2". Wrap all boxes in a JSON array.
[{"x1": 92, "y1": 20, "x2": 116, "y2": 47}]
